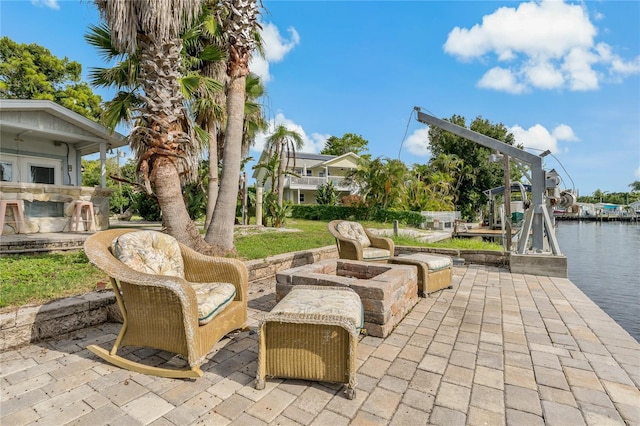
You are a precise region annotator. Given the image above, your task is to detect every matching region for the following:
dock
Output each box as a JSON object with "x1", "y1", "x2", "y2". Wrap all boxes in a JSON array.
[{"x1": 2, "y1": 265, "x2": 638, "y2": 425}]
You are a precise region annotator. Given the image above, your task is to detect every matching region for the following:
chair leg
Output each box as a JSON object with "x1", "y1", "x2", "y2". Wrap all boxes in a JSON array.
[{"x1": 87, "y1": 345, "x2": 204, "y2": 379}]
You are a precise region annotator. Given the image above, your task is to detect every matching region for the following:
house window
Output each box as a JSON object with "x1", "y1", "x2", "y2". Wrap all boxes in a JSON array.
[
  {"x1": 299, "y1": 193, "x2": 305, "y2": 203},
  {"x1": 318, "y1": 171, "x2": 325, "y2": 177},
  {"x1": 306, "y1": 170, "x2": 312, "y2": 176},
  {"x1": 31, "y1": 165, "x2": 55, "y2": 184},
  {"x1": 0, "y1": 162, "x2": 12, "y2": 181}
]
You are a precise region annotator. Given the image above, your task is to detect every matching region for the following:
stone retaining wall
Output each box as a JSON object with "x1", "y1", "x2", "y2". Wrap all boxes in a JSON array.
[{"x1": 0, "y1": 244, "x2": 506, "y2": 352}]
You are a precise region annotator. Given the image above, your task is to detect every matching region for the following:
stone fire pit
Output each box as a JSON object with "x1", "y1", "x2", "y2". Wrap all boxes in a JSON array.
[{"x1": 275, "y1": 259, "x2": 418, "y2": 337}]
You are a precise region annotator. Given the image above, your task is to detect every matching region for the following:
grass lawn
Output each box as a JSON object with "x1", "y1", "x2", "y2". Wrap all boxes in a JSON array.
[{"x1": 0, "y1": 219, "x2": 502, "y2": 309}]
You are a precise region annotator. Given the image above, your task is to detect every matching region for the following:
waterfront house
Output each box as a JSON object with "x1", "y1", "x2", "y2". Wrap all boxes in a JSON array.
[
  {"x1": 0, "y1": 100, "x2": 125, "y2": 234},
  {"x1": 252, "y1": 151, "x2": 360, "y2": 204}
]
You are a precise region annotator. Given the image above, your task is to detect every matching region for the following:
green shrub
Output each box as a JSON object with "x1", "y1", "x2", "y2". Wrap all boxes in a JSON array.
[
  {"x1": 132, "y1": 192, "x2": 162, "y2": 221},
  {"x1": 290, "y1": 205, "x2": 423, "y2": 226}
]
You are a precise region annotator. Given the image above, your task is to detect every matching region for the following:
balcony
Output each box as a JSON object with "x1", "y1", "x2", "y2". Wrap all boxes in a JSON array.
[{"x1": 285, "y1": 176, "x2": 352, "y2": 191}]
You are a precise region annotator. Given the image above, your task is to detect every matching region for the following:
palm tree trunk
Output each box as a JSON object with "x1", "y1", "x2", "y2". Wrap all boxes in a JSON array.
[
  {"x1": 136, "y1": 36, "x2": 209, "y2": 252},
  {"x1": 154, "y1": 160, "x2": 210, "y2": 251},
  {"x1": 206, "y1": 75, "x2": 245, "y2": 252},
  {"x1": 204, "y1": 117, "x2": 219, "y2": 229},
  {"x1": 277, "y1": 146, "x2": 286, "y2": 206}
]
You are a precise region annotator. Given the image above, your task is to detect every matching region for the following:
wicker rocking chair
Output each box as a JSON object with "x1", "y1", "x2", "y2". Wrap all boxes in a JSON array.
[
  {"x1": 84, "y1": 229, "x2": 248, "y2": 379},
  {"x1": 328, "y1": 220, "x2": 394, "y2": 262}
]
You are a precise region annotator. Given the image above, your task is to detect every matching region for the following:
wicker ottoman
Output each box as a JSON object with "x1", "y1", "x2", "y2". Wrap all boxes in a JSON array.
[
  {"x1": 256, "y1": 285, "x2": 363, "y2": 399},
  {"x1": 389, "y1": 253, "x2": 453, "y2": 296}
]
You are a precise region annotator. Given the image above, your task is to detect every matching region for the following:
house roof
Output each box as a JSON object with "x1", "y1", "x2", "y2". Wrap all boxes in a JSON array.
[
  {"x1": 0, "y1": 99, "x2": 126, "y2": 156},
  {"x1": 295, "y1": 152, "x2": 336, "y2": 162}
]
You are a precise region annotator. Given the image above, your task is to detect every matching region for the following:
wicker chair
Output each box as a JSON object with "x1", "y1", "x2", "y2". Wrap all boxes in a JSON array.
[
  {"x1": 84, "y1": 228, "x2": 248, "y2": 379},
  {"x1": 328, "y1": 220, "x2": 394, "y2": 262}
]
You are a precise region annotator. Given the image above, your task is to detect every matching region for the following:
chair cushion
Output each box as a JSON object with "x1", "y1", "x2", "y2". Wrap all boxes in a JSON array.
[
  {"x1": 271, "y1": 286, "x2": 364, "y2": 330},
  {"x1": 362, "y1": 247, "x2": 391, "y2": 261},
  {"x1": 191, "y1": 283, "x2": 237, "y2": 325},
  {"x1": 336, "y1": 221, "x2": 371, "y2": 247},
  {"x1": 112, "y1": 230, "x2": 184, "y2": 277},
  {"x1": 421, "y1": 255, "x2": 452, "y2": 272}
]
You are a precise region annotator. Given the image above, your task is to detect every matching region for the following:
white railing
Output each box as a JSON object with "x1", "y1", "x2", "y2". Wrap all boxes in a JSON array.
[{"x1": 286, "y1": 176, "x2": 351, "y2": 190}]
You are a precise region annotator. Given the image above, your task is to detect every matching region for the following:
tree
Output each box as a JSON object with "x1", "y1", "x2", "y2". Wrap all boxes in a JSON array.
[
  {"x1": 262, "y1": 125, "x2": 304, "y2": 207},
  {"x1": 316, "y1": 180, "x2": 338, "y2": 205},
  {"x1": 82, "y1": 157, "x2": 136, "y2": 215},
  {"x1": 0, "y1": 37, "x2": 102, "y2": 120},
  {"x1": 320, "y1": 133, "x2": 368, "y2": 156},
  {"x1": 93, "y1": 0, "x2": 210, "y2": 251},
  {"x1": 182, "y1": 3, "x2": 228, "y2": 230},
  {"x1": 428, "y1": 115, "x2": 520, "y2": 220},
  {"x1": 629, "y1": 181, "x2": 640, "y2": 192},
  {"x1": 87, "y1": 16, "x2": 226, "y2": 229},
  {"x1": 206, "y1": 0, "x2": 261, "y2": 252},
  {"x1": 348, "y1": 156, "x2": 408, "y2": 209}
]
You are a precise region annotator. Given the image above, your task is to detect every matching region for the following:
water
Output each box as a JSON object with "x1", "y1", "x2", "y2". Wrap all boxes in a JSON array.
[{"x1": 555, "y1": 221, "x2": 640, "y2": 342}]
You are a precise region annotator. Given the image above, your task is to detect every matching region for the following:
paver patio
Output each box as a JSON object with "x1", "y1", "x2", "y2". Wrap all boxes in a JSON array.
[{"x1": 1, "y1": 264, "x2": 639, "y2": 425}]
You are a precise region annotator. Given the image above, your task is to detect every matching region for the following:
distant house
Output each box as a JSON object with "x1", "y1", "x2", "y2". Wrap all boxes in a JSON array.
[
  {"x1": 252, "y1": 151, "x2": 360, "y2": 204},
  {"x1": 0, "y1": 99, "x2": 126, "y2": 233}
]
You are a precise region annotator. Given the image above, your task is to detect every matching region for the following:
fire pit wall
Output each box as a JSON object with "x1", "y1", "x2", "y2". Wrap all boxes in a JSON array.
[{"x1": 276, "y1": 259, "x2": 418, "y2": 338}]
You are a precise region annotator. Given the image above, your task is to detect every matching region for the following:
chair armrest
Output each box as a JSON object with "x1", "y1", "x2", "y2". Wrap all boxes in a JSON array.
[
  {"x1": 179, "y1": 243, "x2": 248, "y2": 302},
  {"x1": 336, "y1": 237, "x2": 363, "y2": 260},
  {"x1": 366, "y1": 233, "x2": 394, "y2": 254}
]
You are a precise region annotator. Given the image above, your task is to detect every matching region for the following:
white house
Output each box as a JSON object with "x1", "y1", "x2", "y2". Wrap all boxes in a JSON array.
[
  {"x1": 0, "y1": 99, "x2": 126, "y2": 233},
  {"x1": 252, "y1": 151, "x2": 360, "y2": 204}
]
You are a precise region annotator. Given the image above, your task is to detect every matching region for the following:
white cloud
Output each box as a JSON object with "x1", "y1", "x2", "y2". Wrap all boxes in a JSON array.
[
  {"x1": 403, "y1": 127, "x2": 431, "y2": 157},
  {"x1": 31, "y1": 0, "x2": 59, "y2": 9},
  {"x1": 509, "y1": 123, "x2": 578, "y2": 154},
  {"x1": 525, "y1": 60, "x2": 565, "y2": 89},
  {"x1": 478, "y1": 67, "x2": 526, "y2": 94},
  {"x1": 249, "y1": 23, "x2": 300, "y2": 83},
  {"x1": 443, "y1": 0, "x2": 640, "y2": 93},
  {"x1": 551, "y1": 124, "x2": 578, "y2": 142},
  {"x1": 635, "y1": 167, "x2": 640, "y2": 179},
  {"x1": 252, "y1": 113, "x2": 328, "y2": 155}
]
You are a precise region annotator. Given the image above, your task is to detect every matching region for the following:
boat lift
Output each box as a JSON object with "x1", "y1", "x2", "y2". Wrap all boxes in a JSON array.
[{"x1": 415, "y1": 107, "x2": 574, "y2": 256}]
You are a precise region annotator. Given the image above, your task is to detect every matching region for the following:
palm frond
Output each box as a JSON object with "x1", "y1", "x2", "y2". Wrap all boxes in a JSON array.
[
  {"x1": 84, "y1": 23, "x2": 124, "y2": 61},
  {"x1": 88, "y1": 58, "x2": 139, "y2": 89},
  {"x1": 199, "y1": 44, "x2": 225, "y2": 62},
  {"x1": 101, "y1": 90, "x2": 143, "y2": 130}
]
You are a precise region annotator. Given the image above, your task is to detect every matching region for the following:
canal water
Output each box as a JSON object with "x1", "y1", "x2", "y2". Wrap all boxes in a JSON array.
[{"x1": 555, "y1": 221, "x2": 639, "y2": 342}]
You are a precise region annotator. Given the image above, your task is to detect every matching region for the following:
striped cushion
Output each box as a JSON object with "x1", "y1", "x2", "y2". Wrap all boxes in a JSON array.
[{"x1": 191, "y1": 283, "x2": 237, "y2": 325}]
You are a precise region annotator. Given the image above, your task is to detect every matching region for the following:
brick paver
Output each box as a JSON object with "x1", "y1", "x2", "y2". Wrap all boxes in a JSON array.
[{"x1": 2, "y1": 265, "x2": 639, "y2": 425}]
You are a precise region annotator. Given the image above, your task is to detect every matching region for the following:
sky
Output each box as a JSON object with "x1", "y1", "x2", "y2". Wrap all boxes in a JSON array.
[{"x1": 1, "y1": 0, "x2": 639, "y2": 197}]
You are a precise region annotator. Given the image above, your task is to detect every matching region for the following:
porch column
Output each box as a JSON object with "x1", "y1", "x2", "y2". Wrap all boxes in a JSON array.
[{"x1": 99, "y1": 142, "x2": 107, "y2": 188}]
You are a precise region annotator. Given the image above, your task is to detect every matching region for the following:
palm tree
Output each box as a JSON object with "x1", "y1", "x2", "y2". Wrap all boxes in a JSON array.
[
  {"x1": 253, "y1": 151, "x2": 280, "y2": 193},
  {"x1": 92, "y1": 0, "x2": 213, "y2": 250},
  {"x1": 263, "y1": 125, "x2": 304, "y2": 207},
  {"x1": 206, "y1": 0, "x2": 261, "y2": 252},
  {"x1": 347, "y1": 157, "x2": 408, "y2": 209}
]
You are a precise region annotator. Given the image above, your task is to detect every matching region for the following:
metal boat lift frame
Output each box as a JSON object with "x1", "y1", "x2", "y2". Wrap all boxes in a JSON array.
[{"x1": 415, "y1": 108, "x2": 561, "y2": 255}]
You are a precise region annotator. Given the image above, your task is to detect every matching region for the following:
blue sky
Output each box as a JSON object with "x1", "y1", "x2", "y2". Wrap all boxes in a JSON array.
[{"x1": 2, "y1": 0, "x2": 639, "y2": 196}]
